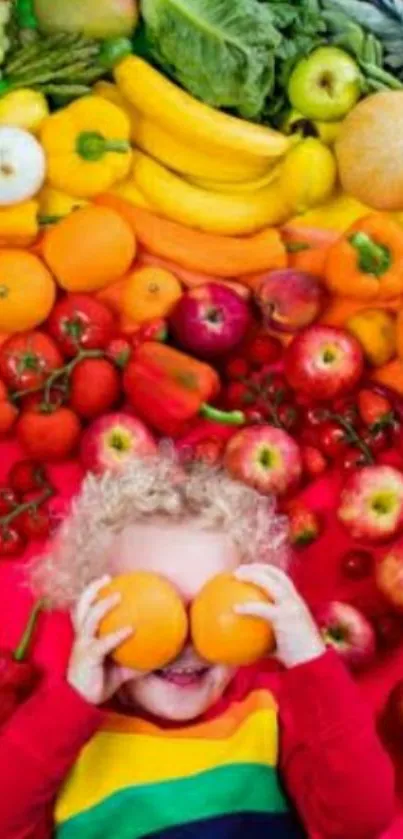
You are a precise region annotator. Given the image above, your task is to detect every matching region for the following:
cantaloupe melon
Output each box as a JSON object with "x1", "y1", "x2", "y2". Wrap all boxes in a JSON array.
[{"x1": 336, "y1": 91, "x2": 403, "y2": 211}]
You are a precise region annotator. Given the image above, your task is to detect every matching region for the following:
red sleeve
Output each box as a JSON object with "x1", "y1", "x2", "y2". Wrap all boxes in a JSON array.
[
  {"x1": 0, "y1": 678, "x2": 102, "y2": 839},
  {"x1": 277, "y1": 651, "x2": 395, "y2": 839}
]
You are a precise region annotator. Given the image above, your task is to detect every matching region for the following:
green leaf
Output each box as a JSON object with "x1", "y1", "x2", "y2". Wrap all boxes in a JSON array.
[{"x1": 141, "y1": 0, "x2": 281, "y2": 118}]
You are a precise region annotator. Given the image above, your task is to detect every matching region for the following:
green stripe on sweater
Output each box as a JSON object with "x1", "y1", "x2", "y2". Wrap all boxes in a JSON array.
[{"x1": 56, "y1": 762, "x2": 289, "y2": 839}]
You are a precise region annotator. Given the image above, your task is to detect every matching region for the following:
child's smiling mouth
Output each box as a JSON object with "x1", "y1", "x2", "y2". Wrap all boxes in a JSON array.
[{"x1": 154, "y1": 665, "x2": 210, "y2": 688}]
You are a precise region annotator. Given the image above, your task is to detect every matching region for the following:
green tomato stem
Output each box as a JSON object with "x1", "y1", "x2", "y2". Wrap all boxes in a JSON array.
[{"x1": 14, "y1": 600, "x2": 45, "y2": 663}]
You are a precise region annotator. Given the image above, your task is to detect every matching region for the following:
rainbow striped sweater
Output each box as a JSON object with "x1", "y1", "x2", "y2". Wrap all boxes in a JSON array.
[{"x1": 55, "y1": 688, "x2": 304, "y2": 839}]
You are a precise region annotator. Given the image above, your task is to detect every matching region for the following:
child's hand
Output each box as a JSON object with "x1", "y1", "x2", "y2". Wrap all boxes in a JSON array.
[
  {"x1": 67, "y1": 576, "x2": 137, "y2": 705},
  {"x1": 235, "y1": 564, "x2": 326, "y2": 669}
]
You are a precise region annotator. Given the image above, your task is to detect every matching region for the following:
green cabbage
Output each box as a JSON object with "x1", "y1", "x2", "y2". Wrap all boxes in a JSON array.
[{"x1": 140, "y1": 0, "x2": 282, "y2": 119}]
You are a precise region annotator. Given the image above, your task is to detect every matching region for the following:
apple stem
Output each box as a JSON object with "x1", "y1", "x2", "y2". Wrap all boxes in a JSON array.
[
  {"x1": 200, "y1": 404, "x2": 245, "y2": 426},
  {"x1": 349, "y1": 232, "x2": 391, "y2": 278}
]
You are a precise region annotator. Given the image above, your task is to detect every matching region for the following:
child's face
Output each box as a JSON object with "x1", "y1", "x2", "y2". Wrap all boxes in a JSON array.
[{"x1": 110, "y1": 520, "x2": 240, "y2": 722}]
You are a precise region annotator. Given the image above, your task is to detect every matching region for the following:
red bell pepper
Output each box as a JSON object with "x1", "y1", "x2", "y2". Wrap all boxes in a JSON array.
[
  {"x1": 176, "y1": 418, "x2": 238, "y2": 464},
  {"x1": 123, "y1": 342, "x2": 245, "y2": 437}
]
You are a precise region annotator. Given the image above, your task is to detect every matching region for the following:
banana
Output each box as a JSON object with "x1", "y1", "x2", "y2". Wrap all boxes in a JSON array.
[
  {"x1": 131, "y1": 151, "x2": 291, "y2": 235},
  {"x1": 95, "y1": 80, "x2": 276, "y2": 183},
  {"x1": 134, "y1": 118, "x2": 273, "y2": 183},
  {"x1": 110, "y1": 177, "x2": 153, "y2": 209},
  {"x1": 190, "y1": 165, "x2": 282, "y2": 194},
  {"x1": 114, "y1": 56, "x2": 291, "y2": 162}
]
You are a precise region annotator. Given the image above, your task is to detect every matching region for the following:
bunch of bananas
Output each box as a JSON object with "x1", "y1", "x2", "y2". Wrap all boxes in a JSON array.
[{"x1": 96, "y1": 56, "x2": 299, "y2": 236}]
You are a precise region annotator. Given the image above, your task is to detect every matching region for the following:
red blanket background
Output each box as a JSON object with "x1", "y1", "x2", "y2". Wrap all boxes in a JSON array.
[{"x1": 0, "y1": 437, "x2": 402, "y2": 837}]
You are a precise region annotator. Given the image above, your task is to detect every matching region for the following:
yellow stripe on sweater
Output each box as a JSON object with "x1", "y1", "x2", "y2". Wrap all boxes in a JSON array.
[{"x1": 56, "y1": 703, "x2": 278, "y2": 825}]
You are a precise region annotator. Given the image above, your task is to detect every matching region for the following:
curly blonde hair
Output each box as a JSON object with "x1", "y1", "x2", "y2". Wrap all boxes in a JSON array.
[{"x1": 32, "y1": 448, "x2": 290, "y2": 608}]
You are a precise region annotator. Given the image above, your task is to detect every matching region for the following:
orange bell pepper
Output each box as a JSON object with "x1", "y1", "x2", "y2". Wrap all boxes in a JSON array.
[
  {"x1": 325, "y1": 214, "x2": 403, "y2": 300},
  {"x1": 123, "y1": 342, "x2": 244, "y2": 437}
]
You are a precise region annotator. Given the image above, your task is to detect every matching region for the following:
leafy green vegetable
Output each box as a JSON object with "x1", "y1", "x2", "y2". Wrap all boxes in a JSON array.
[
  {"x1": 321, "y1": 0, "x2": 403, "y2": 78},
  {"x1": 140, "y1": 0, "x2": 282, "y2": 119}
]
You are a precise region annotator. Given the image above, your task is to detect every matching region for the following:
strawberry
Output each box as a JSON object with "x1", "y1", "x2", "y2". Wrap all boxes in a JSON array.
[
  {"x1": 358, "y1": 389, "x2": 393, "y2": 427},
  {"x1": 246, "y1": 335, "x2": 282, "y2": 367},
  {"x1": 17, "y1": 407, "x2": 81, "y2": 462},
  {"x1": 225, "y1": 381, "x2": 254, "y2": 409},
  {"x1": 287, "y1": 503, "x2": 320, "y2": 547},
  {"x1": 224, "y1": 357, "x2": 249, "y2": 381},
  {"x1": 301, "y1": 445, "x2": 327, "y2": 478},
  {"x1": 70, "y1": 358, "x2": 121, "y2": 419}
]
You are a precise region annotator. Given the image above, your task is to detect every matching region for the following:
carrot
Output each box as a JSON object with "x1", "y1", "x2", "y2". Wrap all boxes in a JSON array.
[
  {"x1": 95, "y1": 195, "x2": 286, "y2": 279},
  {"x1": 371, "y1": 358, "x2": 403, "y2": 396},
  {"x1": 137, "y1": 250, "x2": 250, "y2": 299}
]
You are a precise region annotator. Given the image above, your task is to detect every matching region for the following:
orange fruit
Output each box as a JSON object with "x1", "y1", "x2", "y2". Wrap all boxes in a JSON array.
[
  {"x1": 43, "y1": 205, "x2": 136, "y2": 292},
  {"x1": 0, "y1": 249, "x2": 55, "y2": 332},
  {"x1": 191, "y1": 572, "x2": 275, "y2": 666},
  {"x1": 97, "y1": 572, "x2": 188, "y2": 671},
  {"x1": 122, "y1": 266, "x2": 182, "y2": 323}
]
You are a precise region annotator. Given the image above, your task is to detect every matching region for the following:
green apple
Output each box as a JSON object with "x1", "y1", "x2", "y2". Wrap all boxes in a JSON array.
[{"x1": 288, "y1": 47, "x2": 362, "y2": 122}]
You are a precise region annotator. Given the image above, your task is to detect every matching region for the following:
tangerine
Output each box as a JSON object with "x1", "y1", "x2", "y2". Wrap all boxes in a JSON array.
[
  {"x1": 122, "y1": 266, "x2": 182, "y2": 323},
  {"x1": 97, "y1": 571, "x2": 188, "y2": 671},
  {"x1": 0, "y1": 249, "x2": 55, "y2": 332},
  {"x1": 191, "y1": 572, "x2": 275, "y2": 666}
]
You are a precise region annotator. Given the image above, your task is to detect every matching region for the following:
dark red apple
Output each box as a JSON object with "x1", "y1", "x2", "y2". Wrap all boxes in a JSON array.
[
  {"x1": 170, "y1": 283, "x2": 249, "y2": 359},
  {"x1": 80, "y1": 412, "x2": 156, "y2": 475},
  {"x1": 376, "y1": 540, "x2": 403, "y2": 610},
  {"x1": 284, "y1": 325, "x2": 364, "y2": 400},
  {"x1": 379, "y1": 680, "x2": 403, "y2": 748},
  {"x1": 341, "y1": 549, "x2": 373, "y2": 580},
  {"x1": 316, "y1": 600, "x2": 376, "y2": 670},
  {"x1": 223, "y1": 425, "x2": 302, "y2": 497},
  {"x1": 255, "y1": 269, "x2": 326, "y2": 332}
]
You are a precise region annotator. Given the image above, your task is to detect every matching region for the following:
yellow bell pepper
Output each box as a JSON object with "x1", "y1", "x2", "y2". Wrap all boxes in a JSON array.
[
  {"x1": 38, "y1": 186, "x2": 88, "y2": 220},
  {"x1": 0, "y1": 200, "x2": 39, "y2": 246},
  {"x1": 40, "y1": 95, "x2": 133, "y2": 199},
  {"x1": 93, "y1": 81, "x2": 137, "y2": 142}
]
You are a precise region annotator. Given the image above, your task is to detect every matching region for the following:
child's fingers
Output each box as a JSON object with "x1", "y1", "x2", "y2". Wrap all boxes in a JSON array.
[
  {"x1": 235, "y1": 566, "x2": 287, "y2": 602},
  {"x1": 73, "y1": 575, "x2": 112, "y2": 631},
  {"x1": 82, "y1": 593, "x2": 121, "y2": 639},
  {"x1": 95, "y1": 626, "x2": 133, "y2": 658},
  {"x1": 235, "y1": 602, "x2": 278, "y2": 623}
]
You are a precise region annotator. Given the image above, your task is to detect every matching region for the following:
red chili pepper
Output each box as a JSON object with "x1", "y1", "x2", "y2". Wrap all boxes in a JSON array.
[
  {"x1": 124, "y1": 343, "x2": 245, "y2": 437},
  {"x1": 0, "y1": 600, "x2": 43, "y2": 728}
]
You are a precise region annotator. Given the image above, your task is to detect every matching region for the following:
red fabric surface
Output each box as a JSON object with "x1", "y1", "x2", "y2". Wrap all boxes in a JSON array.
[{"x1": 0, "y1": 438, "x2": 401, "y2": 835}]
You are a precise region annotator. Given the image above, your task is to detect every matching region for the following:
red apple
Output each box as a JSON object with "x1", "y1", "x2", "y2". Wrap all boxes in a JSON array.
[
  {"x1": 223, "y1": 425, "x2": 302, "y2": 497},
  {"x1": 284, "y1": 325, "x2": 364, "y2": 400},
  {"x1": 374, "y1": 613, "x2": 403, "y2": 650},
  {"x1": 255, "y1": 269, "x2": 326, "y2": 332},
  {"x1": 376, "y1": 541, "x2": 403, "y2": 611},
  {"x1": 316, "y1": 601, "x2": 376, "y2": 670},
  {"x1": 80, "y1": 412, "x2": 156, "y2": 475},
  {"x1": 341, "y1": 549, "x2": 373, "y2": 580},
  {"x1": 170, "y1": 283, "x2": 249, "y2": 359},
  {"x1": 338, "y1": 465, "x2": 403, "y2": 542}
]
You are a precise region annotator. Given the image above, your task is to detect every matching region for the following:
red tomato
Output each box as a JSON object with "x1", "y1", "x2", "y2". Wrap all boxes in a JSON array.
[
  {"x1": 317, "y1": 421, "x2": 348, "y2": 458},
  {"x1": 277, "y1": 402, "x2": 300, "y2": 432},
  {"x1": 0, "y1": 400, "x2": 18, "y2": 435},
  {"x1": 106, "y1": 337, "x2": 132, "y2": 369},
  {"x1": 9, "y1": 460, "x2": 48, "y2": 494},
  {"x1": 17, "y1": 507, "x2": 51, "y2": 541},
  {"x1": 17, "y1": 407, "x2": 81, "y2": 462},
  {"x1": 0, "y1": 332, "x2": 62, "y2": 391},
  {"x1": 339, "y1": 447, "x2": 367, "y2": 472},
  {"x1": 0, "y1": 526, "x2": 25, "y2": 557},
  {"x1": 69, "y1": 358, "x2": 121, "y2": 419},
  {"x1": 47, "y1": 294, "x2": 116, "y2": 358},
  {"x1": 361, "y1": 427, "x2": 389, "y2": 455}
]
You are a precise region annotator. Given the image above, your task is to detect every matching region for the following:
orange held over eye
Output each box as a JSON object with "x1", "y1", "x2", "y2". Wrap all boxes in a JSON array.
[
  {"x1": 191, "y1": 573, "x2": 275, "y2": 666},
  {"x1": 97, "y1": 572, "x2": 188, "y2": 671}
]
